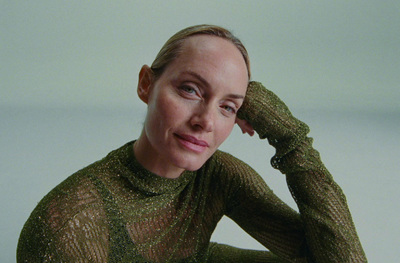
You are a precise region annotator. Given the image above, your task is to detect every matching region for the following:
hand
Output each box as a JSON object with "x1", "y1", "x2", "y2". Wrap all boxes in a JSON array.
[{"x1": 235, "y1": 117, "x2": 255, "y2": 136}]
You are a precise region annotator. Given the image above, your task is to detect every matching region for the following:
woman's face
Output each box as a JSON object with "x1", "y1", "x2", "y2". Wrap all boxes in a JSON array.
[{"x1": 136, "y1": 35, "x2": 248, "y2": 177}]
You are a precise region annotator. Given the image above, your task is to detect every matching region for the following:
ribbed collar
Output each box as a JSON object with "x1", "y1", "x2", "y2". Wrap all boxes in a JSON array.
[{"x1": 115, "y1": 141, "x2": 196, "y2": 195}]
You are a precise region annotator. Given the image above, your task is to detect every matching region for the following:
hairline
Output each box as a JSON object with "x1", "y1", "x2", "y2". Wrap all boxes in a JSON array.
[{"x1": 150, "y1": 26, "x2": 251, "y2": 80}]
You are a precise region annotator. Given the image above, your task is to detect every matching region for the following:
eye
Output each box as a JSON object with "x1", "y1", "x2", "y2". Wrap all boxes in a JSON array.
[
  {"x1": 181, "y1": 85, "x2": 196, "y2": 94},
  {"x1": 221, "y1": 104, "x2": 237, "y2": 115},
  {"x1": 178, "y1": 84, "x2": 201, "y2": 99}
]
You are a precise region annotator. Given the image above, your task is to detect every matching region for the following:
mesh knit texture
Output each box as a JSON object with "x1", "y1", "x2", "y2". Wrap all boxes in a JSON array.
[{"x1": 17, "y1": 81, "x2": 367, "y2": 262}]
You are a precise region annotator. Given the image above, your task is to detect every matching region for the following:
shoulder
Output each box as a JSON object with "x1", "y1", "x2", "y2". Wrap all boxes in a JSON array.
[
  {"x1": 203, "y1": 150, "x2": 274, "y2": 213},
  {"x1": 24, "y1": 142, "x2": 132, "y2": 231},
  {"x1": 27, "y1": 172, "x2": 105, "y2": 232},
  {"x1": 18, "y1": 143, "x2": 134, "y2": 261},
  {"x1": 18, "y1": 143, "x2": 124, "y2": 236},
  {"x1": 17, "y1": 172, "x2": 108, "y2": 261},
  {"x1": 207, "y1": 150, "x2": 273, "y2": 194},
  {"x1": 208, "y1": 149, "x2": 259, "y2": 177},
  {"x1": 201, "y1": 150, "x2": 263, "y2": 195}
]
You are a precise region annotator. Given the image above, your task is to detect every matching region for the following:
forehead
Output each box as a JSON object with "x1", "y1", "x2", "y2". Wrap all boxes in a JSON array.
[
  {"x1": 158, "y1": 35, "x2": 248, "y2": 96},
  {"x1": 180, "y1": 35, "x2": 242, "y2": 62},
  {"x1": 172, "y1": 35, "x2": 249, "y2": 81}
]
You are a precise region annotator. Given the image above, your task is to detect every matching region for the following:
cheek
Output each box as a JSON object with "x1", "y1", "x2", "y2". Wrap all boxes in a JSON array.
[
  {"x1": 159, "y1": 95, "x2": 185, "y2": 121},
  {"x1": 147, "y1": 93, "x2": 187, "y2": 131},
  {"x1": 214, "y1": 121, "x2": 235, "y2": 146}
]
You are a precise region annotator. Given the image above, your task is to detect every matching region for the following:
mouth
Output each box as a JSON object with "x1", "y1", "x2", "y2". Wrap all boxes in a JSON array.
[{"x1": 174, "y1": 133, "x2": 209, "y2": 153}]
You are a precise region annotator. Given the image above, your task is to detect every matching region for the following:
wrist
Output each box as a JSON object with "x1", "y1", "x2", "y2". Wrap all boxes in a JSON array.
[
  {"x1": 237, "y1": 81, "x2": 270, "y2": 138},
  {"x1": 238, "y1": 81, "x2": 309, "y2": 150}
]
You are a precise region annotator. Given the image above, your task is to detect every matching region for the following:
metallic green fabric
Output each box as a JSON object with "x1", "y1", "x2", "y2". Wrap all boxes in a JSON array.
[{"x1": 17, "y1": 82, "x2": 366, "y2": 262}]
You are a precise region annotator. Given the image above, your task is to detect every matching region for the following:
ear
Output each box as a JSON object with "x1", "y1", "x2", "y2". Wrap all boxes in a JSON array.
[{"x1": 137, "y1": 65, "x2": 154, "y2": 104}]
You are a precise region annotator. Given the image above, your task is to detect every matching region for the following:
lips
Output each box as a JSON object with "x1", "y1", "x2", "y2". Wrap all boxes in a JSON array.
[{"x1": 174, "y1": 133, "x2": 209, "y2": 153}]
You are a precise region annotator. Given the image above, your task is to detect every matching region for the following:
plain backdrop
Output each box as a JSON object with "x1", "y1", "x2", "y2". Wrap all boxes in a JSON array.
[{"x1": 1, "y1": 1, "x2": 399, "y2": 262}]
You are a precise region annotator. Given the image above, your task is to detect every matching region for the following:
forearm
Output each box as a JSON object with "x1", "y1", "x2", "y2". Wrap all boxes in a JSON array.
[
  {"x1": 283, "y1": 137, "x2": 366, "y2": 262},
  {"x1": 207, "y1": 242, "x2": 290, "y2": 263},
  {"x1": 238, "y1": 82, "x2": 367, "y2": 262}
]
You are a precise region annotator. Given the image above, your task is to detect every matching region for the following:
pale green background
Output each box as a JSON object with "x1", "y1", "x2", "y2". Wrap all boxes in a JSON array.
[{"x1": 1, "y1": 1, "x2": 399, "y2": 262}]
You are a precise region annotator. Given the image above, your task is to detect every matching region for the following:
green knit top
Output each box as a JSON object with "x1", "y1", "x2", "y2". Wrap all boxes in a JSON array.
[{"x1": 17, "y1": 82, "x2": 367, "y2": 262}]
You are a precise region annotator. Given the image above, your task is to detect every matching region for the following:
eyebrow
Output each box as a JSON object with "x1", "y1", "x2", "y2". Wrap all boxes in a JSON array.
[
  {"x1": 226, "y1": 94, "x2": 245, "y2": 100},
  {"x1": 183, "y1": 70, "x2": 211, "y2": 88},
  {"x1": 182, "y1": 70, "x2": 245, "y2": 100}
]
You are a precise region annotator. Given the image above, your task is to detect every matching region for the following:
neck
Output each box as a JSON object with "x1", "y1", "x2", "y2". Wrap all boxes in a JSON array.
[{"x1": 133, "y1": 131, "x2": 185, "y2": 179}]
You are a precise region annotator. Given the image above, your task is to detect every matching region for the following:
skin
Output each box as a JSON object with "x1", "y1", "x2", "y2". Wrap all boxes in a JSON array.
[{"x1": 134, "y1": 35, "x2": 253, "y2": 179}]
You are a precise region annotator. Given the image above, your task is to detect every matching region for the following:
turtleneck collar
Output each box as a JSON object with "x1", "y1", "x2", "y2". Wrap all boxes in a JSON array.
[{"x1": 115, "y1": 141, "x2": 196, "y2": 196}]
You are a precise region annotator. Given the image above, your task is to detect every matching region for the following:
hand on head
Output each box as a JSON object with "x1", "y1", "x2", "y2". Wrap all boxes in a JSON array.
[{"x1": 236, "y1": 117, "x2": 255, "y2": 136}]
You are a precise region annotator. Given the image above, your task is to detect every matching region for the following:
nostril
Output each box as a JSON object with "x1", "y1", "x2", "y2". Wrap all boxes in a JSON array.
[{"x1": 190, "y1": 109, "x2": 214, "y2": 132}]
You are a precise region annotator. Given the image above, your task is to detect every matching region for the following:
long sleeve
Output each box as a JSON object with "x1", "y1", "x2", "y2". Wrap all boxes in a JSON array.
[
  {"x1": 17, "y1": 174, "x2": 111, "y2": 263},
  {"x1": 234, "y1": 81, "x2": 367, "y2": 262},
  {"x1": 207, "y1": 242, "x2": 286, "y2": 263}
]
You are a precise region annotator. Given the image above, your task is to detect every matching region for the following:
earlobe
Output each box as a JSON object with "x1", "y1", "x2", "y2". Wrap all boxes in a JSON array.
[{"x1": 137, "y1": 65, "x2": 154, "y2": 104}]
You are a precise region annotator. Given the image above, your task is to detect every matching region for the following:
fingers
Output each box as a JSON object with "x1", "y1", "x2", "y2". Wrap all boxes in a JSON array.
[{"x1": 236, "y1": 118, "x2": 255, "y2": 136}]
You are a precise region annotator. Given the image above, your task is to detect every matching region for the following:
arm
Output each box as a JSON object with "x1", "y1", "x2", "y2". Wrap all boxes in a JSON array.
[
  {"x1": 234, "y1": 81, "x2": 367, "y2": 262},
  {"x1": 207, "y1": 242, "x2": 287, "y2": 263},
  {"x1": 17, "y1": 175, "x2": 110, "y2": 263},
  {"x1": 17, "y1": 206, "x2": 109, "y2": 263}
]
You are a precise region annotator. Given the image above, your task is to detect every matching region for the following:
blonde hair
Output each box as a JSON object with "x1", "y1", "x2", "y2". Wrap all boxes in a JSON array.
[{"x1": 150, "y1": 24, "x2": 251, "y2": 79}]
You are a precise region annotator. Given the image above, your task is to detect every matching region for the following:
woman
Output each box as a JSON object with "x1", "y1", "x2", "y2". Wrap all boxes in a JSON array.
[{"x1": 17, "y1": 25, "x2": 367, "y2": 262}]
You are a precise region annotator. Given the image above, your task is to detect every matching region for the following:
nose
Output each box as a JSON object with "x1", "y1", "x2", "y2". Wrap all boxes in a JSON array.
[{"x1": 190, "y1": 104, "x2": 215, "y2": 132}]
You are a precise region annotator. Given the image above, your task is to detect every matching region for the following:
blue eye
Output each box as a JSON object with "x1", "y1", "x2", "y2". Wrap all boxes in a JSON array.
[
  {"x1": 182, "y1": 86, "x2": 196, "y2": 94},
  {"x1": 222, "y1": 105, "x2": 236, "y2": 114},
  {"x1": 179, "y1": 85, "x2": 200, "y2": 98}
]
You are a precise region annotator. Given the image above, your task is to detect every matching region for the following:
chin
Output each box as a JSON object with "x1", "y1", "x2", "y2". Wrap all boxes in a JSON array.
[
  {"x1": 173, "y1": 154, "x2": 209, "y2": 172},
  {"x1": 184, "y1": 164, "x2": 204, "y2": 172},
  {"x1": 177, "y1": 160, "x2": 205, "y2": 172}
]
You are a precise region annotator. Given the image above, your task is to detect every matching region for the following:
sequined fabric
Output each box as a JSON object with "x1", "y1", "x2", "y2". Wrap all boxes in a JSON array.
[{"x1": 17, "y1": 81, "x2": 367, "y2": 262}]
